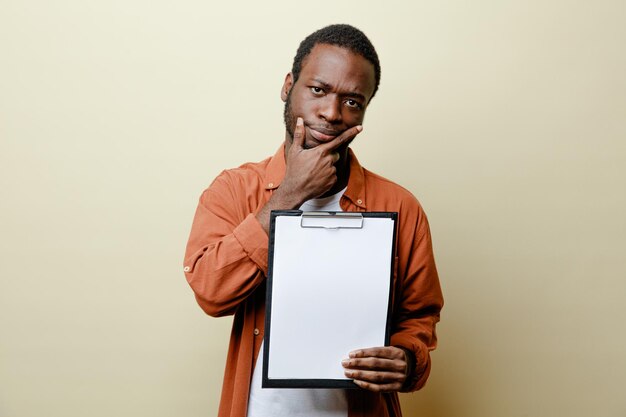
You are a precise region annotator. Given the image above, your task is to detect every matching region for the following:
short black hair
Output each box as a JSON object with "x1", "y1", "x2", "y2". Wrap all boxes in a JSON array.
[{"x1": 291, "y1": 24, "x2": 381, "y2": 100}]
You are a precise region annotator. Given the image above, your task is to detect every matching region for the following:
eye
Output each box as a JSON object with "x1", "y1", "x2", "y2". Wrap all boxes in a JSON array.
[
  {"x1": 345, "y1": 99, "x2": 363, "y2": 109},
  {"x1": 310, "y1": 87, "x2": 324, "y2": 95}
]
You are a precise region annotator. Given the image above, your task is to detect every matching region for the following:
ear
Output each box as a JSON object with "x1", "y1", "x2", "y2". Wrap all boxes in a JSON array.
[{"x1": 280, "y1": 72, "x2": 294, "y2": 102}]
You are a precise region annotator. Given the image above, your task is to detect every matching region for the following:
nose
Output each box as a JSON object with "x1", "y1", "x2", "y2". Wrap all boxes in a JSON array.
[{"x1": 318, "y1": 95, "x2": 342, "y2": 124}]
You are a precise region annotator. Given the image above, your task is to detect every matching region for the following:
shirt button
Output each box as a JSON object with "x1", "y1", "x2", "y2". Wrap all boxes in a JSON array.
[
  {"x1": 183, "y1": 266, "x2": 190, "y2": 272},
  {"x1": 357, "y1": 199, "x2": 363, "y2": 205},
  {"x1": 268, "y1": 182, "x2": 274, "y2": 188},
  {"x1": 253, "y1": 328, "x2": 260, "y2": 336}
]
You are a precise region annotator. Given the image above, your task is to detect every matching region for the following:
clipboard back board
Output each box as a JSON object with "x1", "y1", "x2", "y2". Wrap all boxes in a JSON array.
[{"x1": 263, "y1": 210, "x2": 398, "y2": 389}]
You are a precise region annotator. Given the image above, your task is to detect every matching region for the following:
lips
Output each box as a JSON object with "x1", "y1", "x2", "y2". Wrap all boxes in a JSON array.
[{"x1": 307, "y1": 126, "x2": 341, "y2": 143}]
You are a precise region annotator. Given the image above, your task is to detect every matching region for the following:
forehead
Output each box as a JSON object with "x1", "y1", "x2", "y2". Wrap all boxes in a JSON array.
[{"x1": 299, "y1": 43, "x2": 376, "y2": 99}]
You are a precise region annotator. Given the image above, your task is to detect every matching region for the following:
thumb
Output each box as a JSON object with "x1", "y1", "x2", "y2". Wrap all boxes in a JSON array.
[{"x1": 292, "y1": 117, "x2": 305, "y2": 149}]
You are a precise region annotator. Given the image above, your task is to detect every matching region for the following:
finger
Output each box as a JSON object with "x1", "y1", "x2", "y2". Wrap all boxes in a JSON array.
[
  {"x1": 349, "y1": 346, "x2": 405, "y2": 360},
  {"x1": 342, "y1": 357, "x2": 406, "y2": 373},
  {"x1": 351, "y1": 379, "x2": 402, "y2": 393},
  {"x1": 344, "y1": 369, "x2": 406, "y2": 385},
  {"x1": 292, "y1": 117, "x2": 305, "y2": 148},
  {"x1": 318, "y1": 125, "x2": 362, "y2": 153}
]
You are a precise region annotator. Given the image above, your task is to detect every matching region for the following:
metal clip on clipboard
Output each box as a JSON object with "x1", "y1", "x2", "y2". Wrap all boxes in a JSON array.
[{"x1": 299, "y1": 212, "x2": 364, "y2": 229}]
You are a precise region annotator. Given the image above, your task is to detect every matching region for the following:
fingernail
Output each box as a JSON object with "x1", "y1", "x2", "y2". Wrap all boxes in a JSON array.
[
  {"x1": 349, "y1": 351, "x2": 358, "y2": 358},
  {"x1": 356, "y1": 125, "x2": 363, "y2": 132},
  {"x1": 297, "y1": 117, "x2": 303, "y2": 125},
  {"x1": 341, "y1": 359, "x2": 349, "y2": 366}
]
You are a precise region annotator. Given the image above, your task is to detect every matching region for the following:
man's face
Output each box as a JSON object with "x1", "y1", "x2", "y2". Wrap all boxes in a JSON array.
[{"x1": 282, "y1": 44, "x2": 376, "y2": 150}]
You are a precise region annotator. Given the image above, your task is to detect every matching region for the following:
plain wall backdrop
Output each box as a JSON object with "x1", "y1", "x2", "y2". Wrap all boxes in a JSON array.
[{"x1": 1, "y1": 1, "x2": 625, "y2": 416}]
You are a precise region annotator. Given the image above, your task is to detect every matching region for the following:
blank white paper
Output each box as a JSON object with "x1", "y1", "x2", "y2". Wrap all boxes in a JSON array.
[{"x1": 267, "y1": 215, "x2": 394, "y2": 380}]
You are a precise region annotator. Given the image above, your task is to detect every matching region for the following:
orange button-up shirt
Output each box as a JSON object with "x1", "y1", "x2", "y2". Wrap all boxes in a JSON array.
[{"x1": 184, "y1": 145, "x2": 443, "y2": 417}]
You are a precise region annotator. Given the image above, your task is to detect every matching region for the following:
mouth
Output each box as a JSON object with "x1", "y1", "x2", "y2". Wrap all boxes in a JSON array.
[{"x1": 307, "y1": 126, "x2": 342, "y2": 143}]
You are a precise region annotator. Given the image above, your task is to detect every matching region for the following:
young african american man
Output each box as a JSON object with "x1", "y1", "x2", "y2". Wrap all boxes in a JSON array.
[{"x1": 184, "y1": 24, "x2": 443, "y2": 417}]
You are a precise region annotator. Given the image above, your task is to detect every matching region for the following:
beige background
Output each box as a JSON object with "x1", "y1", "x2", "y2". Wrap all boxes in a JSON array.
[{"x1": 1, "y1": 1, "x2": 625, "y2": 416}]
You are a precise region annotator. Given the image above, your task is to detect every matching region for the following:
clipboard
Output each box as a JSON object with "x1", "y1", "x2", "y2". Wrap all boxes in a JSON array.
[{"x1": 263, "y1": 210, "x2": 398, "y2": 389}]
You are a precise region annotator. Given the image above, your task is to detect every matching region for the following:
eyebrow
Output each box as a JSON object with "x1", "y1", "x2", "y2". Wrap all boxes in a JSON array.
[{"x1": 312, "y1": 78, "x2": 367, "y2": 102}]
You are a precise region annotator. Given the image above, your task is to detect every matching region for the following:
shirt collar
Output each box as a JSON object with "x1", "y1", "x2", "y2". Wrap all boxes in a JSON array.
[
  {"x1": 343, "y1": 148, "x2": 366, "y2": 209},
  {"x1": 264, "y1": 144, "x2": 287, "y2": 191},
  {"x1": 264, "y1": 143, "x2": 367, "y2": 209}
]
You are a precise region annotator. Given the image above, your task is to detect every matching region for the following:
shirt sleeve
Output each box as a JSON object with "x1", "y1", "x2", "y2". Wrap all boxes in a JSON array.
[
  {"x1": 183, "y1": 171, "x2": 269, "y2": 317},
  {"x1": 390, "y1": 203, "x2": 444, "y2": 392}
]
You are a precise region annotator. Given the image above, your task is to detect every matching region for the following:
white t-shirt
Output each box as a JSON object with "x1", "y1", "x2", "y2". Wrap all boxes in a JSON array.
[
  {"x1": 298, "y1": 188, "x2": 344, "y2": 212},
  {"x1": 246, "y1": 188, "x2": 348, "y2": 417}
]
